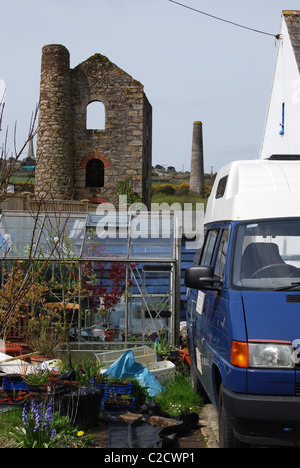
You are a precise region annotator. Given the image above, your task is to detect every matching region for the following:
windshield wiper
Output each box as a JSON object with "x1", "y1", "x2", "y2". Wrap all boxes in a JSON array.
[{"x1": 274, "y1": 282, "x2": 300, "y2": 291}]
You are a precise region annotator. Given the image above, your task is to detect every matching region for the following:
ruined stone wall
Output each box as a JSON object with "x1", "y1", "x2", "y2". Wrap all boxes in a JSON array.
[
  {"x1": 35, "y1": 45, "x2": 152, "y2": 207},
  {"x1": 71, "y1": 53, "x2": 152, "y2": 206}
]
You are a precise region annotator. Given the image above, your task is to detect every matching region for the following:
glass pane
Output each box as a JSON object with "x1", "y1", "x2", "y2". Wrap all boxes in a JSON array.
[
  {"x1": 214, "y1": 230, "x2": 229, "y2": 278},
  {"x1": 83, "y1": 213, "x2": 130, "y2": 259},
  {"x1": 129, "y1": 237, "x2": 174, "y2": 259},
  {"x1": 37, "y1": 215, "x2": 86, "y2": 258},
  {"x1": 127, "y1": 298, "x2": 165, "y2": 338},
  {"x1": 0, "y1": 214, "x2": 44, "y2": 258},
  {"x1": 232, "y1": 220, "x2": 300, "y2": 289},
  {"x1": 129, "y1": 214, "x2": 175, "y2": 259},
  {"x1": 83, "y1": 227, "x2": 129, "y2": 259},
  {"x1": 200, "y1": 229, "x2": 219, "y2": 266}
]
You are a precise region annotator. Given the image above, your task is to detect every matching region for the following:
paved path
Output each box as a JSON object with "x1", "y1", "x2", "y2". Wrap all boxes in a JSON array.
[{"x1": 199, "y1": 404, "x2": 219, "y2": 448}]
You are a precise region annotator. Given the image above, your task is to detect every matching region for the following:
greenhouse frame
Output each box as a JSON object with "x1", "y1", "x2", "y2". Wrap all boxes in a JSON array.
[{"x1": 0, "y1": 210, "x2": 182, "y2": 347}]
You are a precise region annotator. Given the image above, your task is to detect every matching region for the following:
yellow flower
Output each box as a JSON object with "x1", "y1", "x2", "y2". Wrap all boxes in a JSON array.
[{"x1": 77, "y1": 431, "x2": 84, "y2": 437}]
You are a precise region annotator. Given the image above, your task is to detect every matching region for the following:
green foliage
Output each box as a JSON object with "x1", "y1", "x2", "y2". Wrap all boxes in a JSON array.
[
  {"x1": 27, "y1": 307, "x2": 65, "y2": 355},
  {"x1": 45, "y1": 414, "x2": 92, "y2": 448},
  {"x1": 25, "y1": 369, "x2": 53, "y2": 386},
  {"x1": 73, "y1": 355, "x2": 104, "y2": 387},
  {"x1": 130, "y1": 378, "x2": 150, "y2": 405},
  {"x1": 11, "y1": 399, "x2": 56, "y2": 448},
  {"x1": 155, "y1": 372, "x2": 202, "y2": 417},
  {"x1": 1, "y1": 406, "x2": 92, "y2": 449},
  {"x1": 117, "y1": 177, "x2": 142, "y2": 204},
  {"x1": 154, "y1": 331, "x2": 177, "y2": 355},
  {"x1": 152, "y1": 184, "x2": 176, "y2": 196},
  {"x1": 0, "y1": 408, "x2": 23, "y2": 448}
]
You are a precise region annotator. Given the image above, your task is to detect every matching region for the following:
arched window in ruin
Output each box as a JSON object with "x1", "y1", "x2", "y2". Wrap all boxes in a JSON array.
[
  {"x1": 86, "y1": 159, "x2": 105, "y2": 187},
  {"x1": 86, "y1": 101, "x2": 105, "y2": 130}
]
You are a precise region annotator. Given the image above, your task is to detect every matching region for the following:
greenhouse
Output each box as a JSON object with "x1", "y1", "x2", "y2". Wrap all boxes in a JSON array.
[{"x1": 0, "y1": 210, "x2": 181, "y2": 348}]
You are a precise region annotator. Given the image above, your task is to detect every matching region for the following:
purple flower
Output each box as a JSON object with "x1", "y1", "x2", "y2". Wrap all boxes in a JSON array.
[
  {"x1": 18, "y1": 398, "x2": 57, "y2": 447},
  {"x1": 31, "y1": 400, "x2": 43, "y2": 432},
  {"x1": 45, "y1": 400, "x2": 56, "y2": 440},
  {"x1": 22, "y1": 403, "x2": 28, "y2": 428},
  {"x1": 44, "y1": 402, "x2": 52, "y2": 430}
]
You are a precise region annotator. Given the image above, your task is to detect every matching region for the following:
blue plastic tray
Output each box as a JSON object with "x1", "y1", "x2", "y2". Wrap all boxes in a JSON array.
[
  {"x1": 2, "y1": 378, "x2": 28, "y2": 392},
  {"x1": 95, "y1": 382, "x2": 134, "y2": 395}
]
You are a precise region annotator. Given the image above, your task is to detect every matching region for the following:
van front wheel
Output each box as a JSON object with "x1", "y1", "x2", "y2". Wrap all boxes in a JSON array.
[{"x1": 218, "y1": 384, "x2": 249, "y2": 448}]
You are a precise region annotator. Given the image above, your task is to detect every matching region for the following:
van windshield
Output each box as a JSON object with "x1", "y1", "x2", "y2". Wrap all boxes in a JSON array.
[{"x1": 232, "y1": 220, "x2": 300, "y2": 290}]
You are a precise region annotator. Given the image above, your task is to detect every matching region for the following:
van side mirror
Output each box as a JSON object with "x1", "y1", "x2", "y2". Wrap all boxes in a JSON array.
[{"x1": 185, "y1": 266, "x2": 223, "y2": 292}]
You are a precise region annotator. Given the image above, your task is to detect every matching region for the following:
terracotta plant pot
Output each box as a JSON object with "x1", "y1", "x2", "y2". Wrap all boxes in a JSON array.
[
  {"x1": 105, "y1": 330, "x2": 114, "y2": 342},
  {"x1": 30, "y1": 355, "x2": 57, "y2": 368}
]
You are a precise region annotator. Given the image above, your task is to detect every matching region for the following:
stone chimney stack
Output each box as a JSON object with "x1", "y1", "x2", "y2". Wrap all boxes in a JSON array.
[
  {"x1": 27, "y1": 138, "x2": 35, "y2": 159},
  {"x1": 35, "y1": 44, "x2": 74, "y2": 200},
  {"x1": 190, "y1": 121, "x2": 205, "y2": 197}
]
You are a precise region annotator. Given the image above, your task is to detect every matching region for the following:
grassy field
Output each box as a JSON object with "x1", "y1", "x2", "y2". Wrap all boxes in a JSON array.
[
  {"x1": 151, "y1": 192, "x2": 207, "y2": 210},
  {"x1": 151, "y1": 174, "x2": 210, "y2": 210}
]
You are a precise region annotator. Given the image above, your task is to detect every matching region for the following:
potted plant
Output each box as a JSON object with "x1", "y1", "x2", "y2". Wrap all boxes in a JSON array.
[
  {"x1": 103, "y1": 390, "x2": 135, "y2": 411},
  {"x1": 27, "y1": 306, "x2": 65, "y2": 368},
  {"x1": 155, "y1": 332, "x2": 179, "y2": 364},
  {"x1": 104, "y1": 376, "x2": 134, "y2": 395},
  {"x1": 155, "y1": 332, "x2": 169, "y2": 360},
  {"x1": 25, "y1": 368, "x2": 52, "y2": 393},
  {"x1": 73, "y1": 355, "x2": 104, "y2": 387}
]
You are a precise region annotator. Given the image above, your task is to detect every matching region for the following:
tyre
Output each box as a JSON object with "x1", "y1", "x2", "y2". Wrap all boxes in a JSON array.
[{"x1": 218, "y1": 384, "x2": 249, "y2": 448}]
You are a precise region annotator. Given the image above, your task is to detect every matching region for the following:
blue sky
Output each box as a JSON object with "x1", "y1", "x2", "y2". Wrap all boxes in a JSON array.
[{"x1": 1, "y1": 0, "x2": 299, "y2": 172}]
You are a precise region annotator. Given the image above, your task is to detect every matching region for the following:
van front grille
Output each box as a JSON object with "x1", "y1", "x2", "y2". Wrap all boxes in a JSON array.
[{"x1": 287, "y1": 295, "x2": 300, "y2": 303}]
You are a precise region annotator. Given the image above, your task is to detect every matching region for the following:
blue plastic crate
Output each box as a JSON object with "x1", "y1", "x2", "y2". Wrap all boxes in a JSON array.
[
  {"x1": 2, "y1": 378, "x2": 28, "y2": 392},
  {"x1": 96, "y1": 382, "x2": 134, "y2": 395},
  {"x1": 104, "y1": 383, "x2": 134, "y2": 395}
]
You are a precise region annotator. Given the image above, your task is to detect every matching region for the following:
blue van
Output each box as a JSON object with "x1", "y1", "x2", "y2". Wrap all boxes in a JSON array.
[{"x1": 185, "y1": 158, "x2": 300, "y2": 448}]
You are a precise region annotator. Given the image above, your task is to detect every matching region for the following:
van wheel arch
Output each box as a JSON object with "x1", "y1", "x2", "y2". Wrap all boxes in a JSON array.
[{"x1": 212, "y1": 364, "x2": 223, "y2": 409}]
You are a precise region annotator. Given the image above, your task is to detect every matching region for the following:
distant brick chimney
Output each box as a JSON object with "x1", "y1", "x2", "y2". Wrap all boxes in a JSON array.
[{"x1": 190, "y1": 121, "x2": 205, "y2": 196}]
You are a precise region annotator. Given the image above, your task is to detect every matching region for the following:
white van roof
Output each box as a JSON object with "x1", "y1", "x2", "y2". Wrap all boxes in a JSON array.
[{"x1": 205, "y1": 158, "x2": 300, "y2": 224}]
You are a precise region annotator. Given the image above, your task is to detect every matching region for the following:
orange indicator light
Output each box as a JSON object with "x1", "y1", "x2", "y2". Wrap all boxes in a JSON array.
[{"x1": 231, "y1": 341, "x2": 249, "y2": 368}]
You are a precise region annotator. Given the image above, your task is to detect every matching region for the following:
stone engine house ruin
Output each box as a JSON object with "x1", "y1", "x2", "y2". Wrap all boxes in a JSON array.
[{"x1": 35, "y1": 44, "x2": 152, "y2": 207}]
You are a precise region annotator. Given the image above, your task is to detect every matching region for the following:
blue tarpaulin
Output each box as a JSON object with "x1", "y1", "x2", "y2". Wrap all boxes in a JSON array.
[{"x1": 104, "y1": 350, "x2": 165, "y2": 398}]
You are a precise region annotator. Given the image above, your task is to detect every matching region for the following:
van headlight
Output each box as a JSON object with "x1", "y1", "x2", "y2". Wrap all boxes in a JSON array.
[{"x1": 248, "y1": 342, "x2": 294, "y2": 369}]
